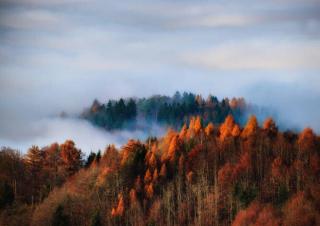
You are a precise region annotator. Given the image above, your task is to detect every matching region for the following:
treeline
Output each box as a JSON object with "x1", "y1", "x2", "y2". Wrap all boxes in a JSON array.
[
  {"x1": 83, "y1": 98, "x2": 137, "y2": 130},
  {"x1": 82, "y1": 92, "x2": 250, "y2": 130},
  {"x1": 1, "y1": 115, "x2": 319, "y2": 225},
  {"x1": 0, "y1": 140, "x2": 83, "y2": 223}
]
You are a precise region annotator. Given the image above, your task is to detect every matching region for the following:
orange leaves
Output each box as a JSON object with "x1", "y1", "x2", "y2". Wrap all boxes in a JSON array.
[
  {"x1": 232, "y1": 202, "x2": 280, "y2": 226},
  {"x1": 134, "y1": 176, "x2": 142, "y2": 193},
  {"x1": 219, "y1": 115, "x2": 240, "y2": 141},
  {"x1": 145, "y1": 183, "x2": 154, "y2": 199},
  {"x1": 153, "y1": 169, "x2": 159, "y2": 182},
  {"x1": 161, "y1": 132, "x2": 183, "y2": 165},
  {"x1": 187, "y1": 116, "x2": 202, "y2": 138},
  {"x1": 13, "y1": 113, "x2": 320, "y2": 225},
  {"x1": 241, "y1": 115, "x2": 258, "y2": 138},
  {"x1": 186, "y1": 171, "x2": 194, "y2": 183},
  {"x1": 218, "y1": 153, "x2": 251, "y2": 187},
  {"x1": 149, "y1": 199, "x2": 161, "y2": 222},
  {"x1": 194, "y1": 116, "x2": 202, "y2": 135},
  {"x1": 232, "y1": 202, "x2": 259, "y2": 226},
  {"x1": 148, "y1": 152, "x2": 157, "y2": 169},
  {"x1": 163, "y1": 129, "x2": 178, "y2": 148},
  {"x1": 145, "y1": 145, "x2": 158, "y2": 172},
  {"x1": 232, "y1": 125, "x2": 241, "y2": 137},
  {"x1": 205, "y1": 122, "x2": 214, "y2": 137},
  {"x1": 178, "y1": 155, "x2": 185, "y2": 175},
  {"x1": 120, "y1": 140, "x2": 141, "y2": 165},
  {"x1": 234, "y1": 151, "x2": 251, "y2": 176},
  {"x1": 144, "y1": 169, "x2": 155, "y2": 199},
  {"x1": 263, "y1": 117, "x2": 276, "y2": 130},
  {"x1": 179, "y1": 124, "x2": 188, "y2": 140},
  {"x1": 221, "y1": 115, "x2": 235, "y2": 133},
  {"x1": 187, "y1": 144, "x2": 203, "y2": 161},
  {"x1": 271, "y1": 157, "x2": 284, "y2": 181},
  {"x1": 298, "y1": 128, "x2": 316, "y2": 153},
  {"x1": 43, "y1": 143, "x2": 60, "y2": 170},
  {"x1": 96, "y1": 167, "x2": 112, "y2": 187},
  {"x1": 59, "y1": 140, "x2": 82, "y2": 175},
  {"x1": 144, "y1": 169, "x2": 152, "y2": 184},
  {"x1": 167, "y1": 135, "x2": 179, "y2": 162},
  {"x1": 101, "y1": 144, "x2": 119, "y2": 170},
  {"x1": 60, "y1": 140, "x2": 77, "y2": 164},
  {"x1": 159, "y1": 163, "x2": 167, "y2": 179},
  {"x1": 111, "y1": 194, "x2": 125, "y2": 217},
  {"x1": 218, "y1": 162, "x2": 234, "y2": 186},
  {"x1": 283, "y1": 192, "x2": 320, "y2": 226},
  {"x1": 25, "y1": 145, "x2": 43, "y2": 171},
  {"x1": 161, "y1": 130, "x2": 179, "y2": 162},
  {"x1": 129, "y1": 189, "x2": 138, "y2": 204},
  {"x1": 263, "y1": 117, "x2": 278, "y2": 137}
]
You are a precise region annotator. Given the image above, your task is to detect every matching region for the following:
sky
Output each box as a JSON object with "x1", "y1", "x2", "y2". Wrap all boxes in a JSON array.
[{"x1": 0, "y1": 0, "x2": 320, "y2": 153}]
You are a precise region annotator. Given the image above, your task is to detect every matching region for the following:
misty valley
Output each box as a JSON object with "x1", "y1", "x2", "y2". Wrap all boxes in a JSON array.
[
  {"x1": 1, "y1": 0, "x2": 320, "y2": 225},
  {"x1": 1, "y1": 92, "x2": 320, "y2": 226}
]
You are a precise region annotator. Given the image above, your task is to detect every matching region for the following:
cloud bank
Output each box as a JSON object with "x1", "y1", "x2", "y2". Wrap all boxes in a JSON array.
[{"x1": 0, "y1": 117, "x2": 166, "y2": 154}]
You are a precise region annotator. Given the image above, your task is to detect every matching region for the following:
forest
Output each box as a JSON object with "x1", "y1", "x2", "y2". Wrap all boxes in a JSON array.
[
  {"x1": 81, "y1": 92, "x2": 254, "y2": 130},
  {"x1": 1, "y1": 113, "x2": 319, "y2": 225}
]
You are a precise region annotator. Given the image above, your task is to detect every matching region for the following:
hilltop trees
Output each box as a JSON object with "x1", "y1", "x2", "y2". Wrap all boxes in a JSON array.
[
  {"x1": 84, "y1": 98, "x2": 137, "y2": 129},
  {"x1": 83, "y1": 92, "x2": 252, "y2": 131}
]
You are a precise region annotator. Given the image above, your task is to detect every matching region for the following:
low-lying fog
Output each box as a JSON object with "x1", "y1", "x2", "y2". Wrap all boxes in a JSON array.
[
  {"x1": 0, "y1": 116, "x2": 167, "y2": 154},
  {"x1": 1, "y1": 76, "x2": 319, "y2": 154}
]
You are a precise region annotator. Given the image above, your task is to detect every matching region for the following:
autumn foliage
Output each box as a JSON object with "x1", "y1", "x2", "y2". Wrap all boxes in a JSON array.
[{"x1": 1, "y1": 114, "x2": 320, "y2": 226}]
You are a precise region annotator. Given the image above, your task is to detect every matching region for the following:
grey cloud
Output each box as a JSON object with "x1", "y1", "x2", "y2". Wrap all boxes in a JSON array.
[
  {"x1": 0, "y1": 9, "x2": 64, "y2": 30},
  {"x1": 2, "y1": 0, "x2": 320, "y2": 33},
  {"x1": 182, "y1": 39, "x2": 320, "y2": 71},
  {"x1": 0, "y1": 0, "x2": 320, "y2": 153}
]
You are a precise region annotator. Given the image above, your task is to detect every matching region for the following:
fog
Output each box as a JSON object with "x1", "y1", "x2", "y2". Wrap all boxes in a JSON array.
[
  {"x1": 0, "y1": 117, "x2": 167, "y2": 154},
  {"x1": 1, "y1": 77, "x2": 319, "y2": 154},
  {"x1": 0, "y1": 0, "x2": 320, "y2": 154}
]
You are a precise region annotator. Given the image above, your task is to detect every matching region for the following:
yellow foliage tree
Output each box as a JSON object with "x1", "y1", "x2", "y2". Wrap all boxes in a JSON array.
[
  {"x1": 232, "y1": 124, "x2": 241, "y2": 137},
  {"x1": 168, "y1": 135, "x2": 179, "y2": 162},
  {"x1": 111, "y1": 194, "x2": 125, "y2": 217},
  {"x1": 179, "y1": 124, "x2": 188, "y2": 140},
  {"x1": 241, "y1": 115, "x2": 258, "y2": 138},
  {"x1": 194, "y1": 116, "x2": 202, "y2": 135},
  {"x1": 205, "y1": 122, "x2": 214, "y2": 137},
  {"x1": 187, "y1": 117, "x2": 195, "y2": 138},
  {"x1": 148, "y1": 152, "x2": 157, "y2": 169},
  {"x1": 220, "y1": 115, "x2": 236, "y2": 141},
  {"x1": 144, "y1": 169, "x2": 152, "y2": 183}
]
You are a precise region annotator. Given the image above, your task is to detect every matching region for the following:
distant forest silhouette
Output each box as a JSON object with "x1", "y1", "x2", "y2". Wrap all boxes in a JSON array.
[{"x1": 82, "y1": 92, "x2": 257, "y2": 130}]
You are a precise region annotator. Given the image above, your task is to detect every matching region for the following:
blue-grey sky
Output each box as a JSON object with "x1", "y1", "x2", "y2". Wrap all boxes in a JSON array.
[{"x1": 0, "y1": 0, "x2": 320, "y2": 152}]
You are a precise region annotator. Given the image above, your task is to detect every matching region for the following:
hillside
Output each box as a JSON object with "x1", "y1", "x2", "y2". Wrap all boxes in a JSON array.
[{"x1": 1, "y1": 115, "x2": 319, "y2": 225}]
